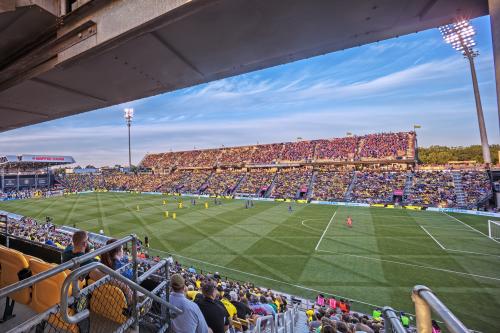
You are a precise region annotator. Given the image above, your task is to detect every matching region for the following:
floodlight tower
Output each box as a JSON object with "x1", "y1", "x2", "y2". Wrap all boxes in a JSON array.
[
  {"x1": 439, "y1": 20, "x2": 492, "y2": 166},
  {"x1": 124, "y1": 108, "x2": 134, "y2": 170}
]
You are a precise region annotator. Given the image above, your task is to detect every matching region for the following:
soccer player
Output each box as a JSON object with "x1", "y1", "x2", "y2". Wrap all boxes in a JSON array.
[
  {"x1": 288, "y1": 204, "x2": 292, "y2": 212},
  {"x1": 346, "y1": 216, "x2": 352, "y2": 228}
]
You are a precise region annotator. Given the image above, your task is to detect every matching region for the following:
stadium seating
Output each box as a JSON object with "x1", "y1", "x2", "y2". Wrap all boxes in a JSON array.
[
  {"x1": 46, "y1": 132, "x2": 494, "y2": 208},
  {"x1": 57, "y1": 165, "x2": 493, "y2": 207},
  {"x1": 350, "y1": 171, "x2": 407, "y2": 204},
  {"x1": 358, "y1": 132, "x2": 414, "y2": 160},
  {"x1": 204, "y1": 170, "x2": 245, "y2": 195},
  {"x1": 140, "y1": 132, "x2": 417, "y2": 170},
  {"x1": 313, "y1": 137, "x2": 358, "y2": 161},
  {"x1": 312, "y1": 168, "x2": 353, "y2": 201},
  {"x1": 271, "y1": 168, "x2": 312, "y2": 199},
  {"x1": 407, "y1": 171, "x2": 457, "y2": 207},
  {"x1": 236, "y1": 168, "x2": 276, "y2": 196},
  {"x1": 0, "y1": 245, "x2": 31, "y2": 305},
  {"x1": 460, "y1": 171, "x2": 492, "y2": 207},
  {"x1": 249, "y1": 143, "x2": 283, "y2": 164}
]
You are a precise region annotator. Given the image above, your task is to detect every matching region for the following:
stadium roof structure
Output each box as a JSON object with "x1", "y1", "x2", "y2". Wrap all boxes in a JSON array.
[
  {"x1": 0, "y1": 154, "x2": 75, "y2": 170},
  {"x1": 0, "y1": 0, "x2": 496, "y2": 132}
]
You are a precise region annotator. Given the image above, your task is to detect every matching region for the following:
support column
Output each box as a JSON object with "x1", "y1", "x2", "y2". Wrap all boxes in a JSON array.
[{"x1": 489, "y1": 0, "x2": 500, "y2": 132}]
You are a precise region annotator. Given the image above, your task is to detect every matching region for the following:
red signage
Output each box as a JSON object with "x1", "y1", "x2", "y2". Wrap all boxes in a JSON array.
[{"x1": 21, "y1": 155, "x2": 74, "y2": 163}]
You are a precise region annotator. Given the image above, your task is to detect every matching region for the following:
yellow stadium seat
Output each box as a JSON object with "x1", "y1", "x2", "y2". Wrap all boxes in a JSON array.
[
  {"x1": 90, "y1": 284, "x2": 129, "y2": 324},
  {"x1": 29, "y1": 259, "x2": 67, "y2": 313},
  {"x1": 0, "y1": 246, "x2": 31, "y2": 304},
  {"x1": 47, "y1": 308, "x2": 80, "y2": 333}
]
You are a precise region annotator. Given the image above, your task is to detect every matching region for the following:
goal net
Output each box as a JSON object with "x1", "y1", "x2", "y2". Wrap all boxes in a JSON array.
[{"x1": 488, "y1": 220, "x2": 500, "y2": 240}]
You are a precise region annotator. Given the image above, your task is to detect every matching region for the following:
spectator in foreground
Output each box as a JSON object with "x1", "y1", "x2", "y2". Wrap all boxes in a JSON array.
[
  {"x1": 62, "y1": 230, "x2": 95, "y2": 265},
  {"x1": 169, "y1": 274, "x2": 210, "y2": 333},
  {"x1": 195, "y1": 280, "x2": 230, "y2": 333},
  {"x1": 100, "y1": 238, "x2": 133, "y2": 279}
]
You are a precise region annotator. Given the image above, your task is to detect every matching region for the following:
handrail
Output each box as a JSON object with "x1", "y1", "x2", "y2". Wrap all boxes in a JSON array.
[
  {"x1": 382, "y1": 306, "x2": 407, "y2": 333},
  {"x1": 252, "y1": 314, "x2": 276, "y2": 333},
  {"x1": 0, "y1": 234, "x2": 135, "y2": 299},
  {"x1": 137, "y1": 259, "x2": 166, "y2": 283},
  {"x1": 412, "y1": 285, "x2": 469, "y2": 333},
  {"x1": 59, "y1": 261, "x2": 183, "y2": 324}
]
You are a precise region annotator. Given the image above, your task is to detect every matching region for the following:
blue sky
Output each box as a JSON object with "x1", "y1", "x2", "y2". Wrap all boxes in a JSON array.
[{"x1": 1, "y1": 16, "x2": 499, "y2": 166}]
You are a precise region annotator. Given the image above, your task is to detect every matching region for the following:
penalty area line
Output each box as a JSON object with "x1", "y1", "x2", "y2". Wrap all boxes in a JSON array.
[
  {"x1": 420, "y1": 226, "x2": 446, "y2": 250},
  {"x1": 316, "y1": 249, "x2": 500, "y2": 282},
  {"x1": 314, "y1": 208, "x2": 338, "y2": 251},
  {"x1": 443, "y1": 212, "x2": 500, "y2": 244}
]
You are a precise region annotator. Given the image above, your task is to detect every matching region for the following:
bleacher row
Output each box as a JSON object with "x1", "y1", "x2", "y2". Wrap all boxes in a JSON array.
[
  {"x1": 60, "y1": 169, "x2": 492, "y2": 208},
  {"x1": 141, "y1": 132, "x2": 416, "y2": 169}
]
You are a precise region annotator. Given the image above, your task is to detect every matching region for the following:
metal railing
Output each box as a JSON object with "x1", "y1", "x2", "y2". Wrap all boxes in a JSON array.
[
  {"x1": 412, "y1": 285, "x2": 469, "y2": 333},
  {"x1": 250, "y1": 305, "x2": 299, "y2": 333},
  {"x1": 59, "y1": 261, "x2": 182, "y2": 324},
  {"x1": 0, "y1": 235, "x2": 136, "y2": 300},
  {"x1": 382, "y1": 306, "x2": 407, "y2": 333}
]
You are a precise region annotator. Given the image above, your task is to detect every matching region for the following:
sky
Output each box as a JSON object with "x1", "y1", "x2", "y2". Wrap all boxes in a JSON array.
[{"x1": 1, "y1": 16, "x2": 499, "y2": 167}]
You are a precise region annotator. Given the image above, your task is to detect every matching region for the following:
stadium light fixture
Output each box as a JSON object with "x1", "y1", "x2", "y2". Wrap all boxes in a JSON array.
[
  {"x1": 124, "y1": 108, "x2": 134, "y2": 170},
  {"x1": 438, "y1": 20, "x2": 492, "y2": 166}
]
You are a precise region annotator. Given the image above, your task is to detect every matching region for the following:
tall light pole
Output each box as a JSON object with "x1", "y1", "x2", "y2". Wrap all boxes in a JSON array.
[
  {"x1": 124, "y1": 108, "x2": 134, "y2": 170},
  {"x1": 439, "y1": 20, "x2": 492, "y2": 166}
]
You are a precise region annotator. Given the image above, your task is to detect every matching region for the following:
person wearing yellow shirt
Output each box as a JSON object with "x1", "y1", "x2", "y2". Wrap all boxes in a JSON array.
[
  {"x1": 306, "y1": 308, "x2": 314, "y2": 322},
  {"x1": 221, "y1": 293, "x2": 237, "y2": 319},
  {"x1": 186, "y1": 285, "x2": 200, "y2": 300}
]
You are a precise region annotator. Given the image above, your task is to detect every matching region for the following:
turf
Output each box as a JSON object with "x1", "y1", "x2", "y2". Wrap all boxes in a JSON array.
[{"x1": 1, "y1": 192, "x2": 499, "y2": 332}]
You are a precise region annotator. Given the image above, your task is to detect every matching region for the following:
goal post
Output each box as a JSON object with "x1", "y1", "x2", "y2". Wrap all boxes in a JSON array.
[{"x1": 488, "y1": 220, "x2": 500, "y2": 240}]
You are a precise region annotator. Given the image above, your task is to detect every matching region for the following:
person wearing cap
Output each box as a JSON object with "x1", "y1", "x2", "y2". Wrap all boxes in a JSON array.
[
  {"x1": 169, "y1": 274, "x2": 209, "y2": 333},
  {"x1": 195, "y1": 280, "x2": 230, "y2": 333}
]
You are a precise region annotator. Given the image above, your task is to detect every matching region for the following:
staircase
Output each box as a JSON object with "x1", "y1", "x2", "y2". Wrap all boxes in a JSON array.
[
  {"x1": 403, "y1": 171, "x2": 413, "y2": 203},
  {"x1": 232, "y1": 174, "x2": 247, "y2": 194},
  {"x1": 264, "y1": 171, "x2": 279, "y2": 197},
  {"x1": 344, "y1": 171, "x2": 357, "y2": 201},
  {"x1": 452, "y1": 172, "x2": 467, "y2": 207},
  {"x1": 197, "y1": 171, "x2": 214, "y2": 194},
  {"x1": 306, "y1": 171, "x2": 317, "y2": 199}
]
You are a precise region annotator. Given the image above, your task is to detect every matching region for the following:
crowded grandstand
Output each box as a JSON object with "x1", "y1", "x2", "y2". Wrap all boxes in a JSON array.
[
  {"x1": 41, "y1": 132, "x2": 491, "y2": 210},
  {"x1": 1, "y1": 133, "x2": 495, "y2": 331}
]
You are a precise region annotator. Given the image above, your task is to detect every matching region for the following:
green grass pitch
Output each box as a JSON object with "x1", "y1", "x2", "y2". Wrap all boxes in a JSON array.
[{"x1": 1, "y1": 192, "x2": 499, "y2": 332}]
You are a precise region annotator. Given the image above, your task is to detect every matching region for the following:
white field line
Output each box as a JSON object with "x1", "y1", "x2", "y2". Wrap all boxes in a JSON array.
[
  {"x1": 446, "y1": 248, "x2": 500, "y2": 258},
  {"x1": 300, "y1": 219, "x2": 324, "y2": 232},
  {"x1": 315, "y1": 208, "x2": 338, "y2": 251},
  {"x1": 443, "y1": 212, "x2": 500, "y2": 244},
  {"x1": 316, "y1": 249, "x2": 500, "y2": 282},
  {"x1": 149, "y1": 248, "x2": 384, "y2": 309},
  {"x1": 420, "y1": 226, "x2": 446, "y2": 250}
]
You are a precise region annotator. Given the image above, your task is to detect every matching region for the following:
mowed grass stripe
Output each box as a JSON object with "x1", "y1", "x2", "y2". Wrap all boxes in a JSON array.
[{"x1": 0, "y1": 194, "x2": 499, "y2": 332}]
